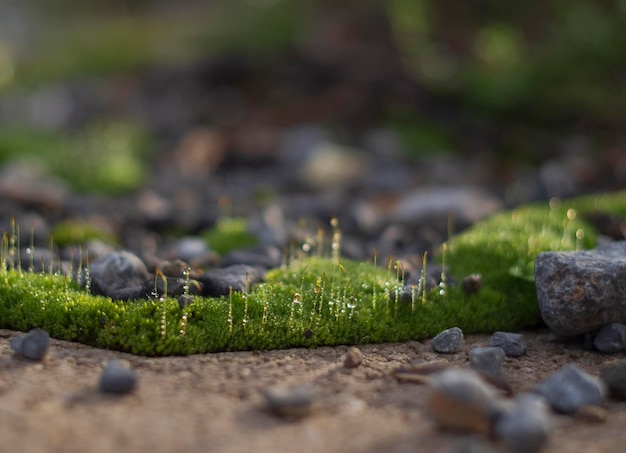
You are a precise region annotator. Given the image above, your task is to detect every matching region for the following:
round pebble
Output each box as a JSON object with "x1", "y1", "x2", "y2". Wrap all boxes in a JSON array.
[
  {"x1": 431, "y1": 327, "x2": 464, "y2": 354},
  {"x1": 10, "y1": 328, "x2": 50, "y2": 361},
  {"x1": 99, "y1": 360, "x2": 138, "y2": 395}
]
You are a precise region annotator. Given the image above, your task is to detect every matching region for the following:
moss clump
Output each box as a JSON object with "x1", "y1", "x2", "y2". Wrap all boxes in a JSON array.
[
  {"x1": 0, "y1": 122, "x2": 152, "y2": 195},
  {"x1": 202, "y1": 217, "x2": 258, "y2": 255},
  {"x1": 51, "y1": 220, "x2": 117, "y2": 248},
  {"x1": 1, "y1": 191, "x2": 625, "y2": 356}
]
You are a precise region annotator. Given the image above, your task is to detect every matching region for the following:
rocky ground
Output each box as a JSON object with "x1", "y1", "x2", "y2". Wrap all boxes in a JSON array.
[
  {"x1": 2, "y1": 328, "x2": 626, "y2": 453},
  {"x1": 1, "y1": 17, "x2": 626, "y2": 451}
]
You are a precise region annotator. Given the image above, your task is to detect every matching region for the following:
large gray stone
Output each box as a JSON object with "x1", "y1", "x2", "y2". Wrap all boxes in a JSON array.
[
  {"x1": 89, "y1": 251, "x2": 151, "y2": 299},
  {"x1": 535, "y1": 241, "x2": 626, "y2": 336}
]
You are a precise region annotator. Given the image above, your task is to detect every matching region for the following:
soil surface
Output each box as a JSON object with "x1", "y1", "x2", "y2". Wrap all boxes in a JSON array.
[{"x1": 2, "y1": 328, "x2": 625, "y2": 453}]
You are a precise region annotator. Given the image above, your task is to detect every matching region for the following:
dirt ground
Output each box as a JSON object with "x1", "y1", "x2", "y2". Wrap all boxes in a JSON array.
[{"x1": 1, "y1": 328, "x2": 626, "y2": 453}]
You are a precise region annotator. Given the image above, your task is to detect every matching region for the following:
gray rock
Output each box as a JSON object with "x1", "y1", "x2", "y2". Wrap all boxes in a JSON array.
[
  {"x1": 178, "y1": 294, "x2": 194, "y2": 310},
  {"x1": 535, "y1": 241, "x2": 626, "y2": 336},
  {"x1": 390, "y1": 186, "x2": 503, "y2": 228},
  {"x1": 600, "y1": 359, "x2": 626, "y2": 399},
  {"x1": 489, "y1": 331, "x2": 527, "y2": 357},
  {"x1": 89, "y1": 251, "x2": 151, "y2": 299},
  {"x1": 198, "y1": 264, "x2": 264, "y2": 297},
  {"x1": 494, "y1": 394, "x2": 551, "y2": 453},
  {"x1": 431, "y1": 327, "x2": 464, "y2": 354},
  {"x1": 533, "y1": 364, "x2": 605, "y2": 414},
  {"x1": 10, "y1": 328, "x2": 50, "y2": 361},
  {"x1": 470, "y1": 347, "x2": 506, "y2": 376},
  {"x1": 220, "y1": 245, "x2": 282, "y2": 269},
  {"x1": 593, "y1": 322, "x2": 626, "y2": 353},
  {"x1": 99, "y1": 360, "x2": 137, "y2": 395}
]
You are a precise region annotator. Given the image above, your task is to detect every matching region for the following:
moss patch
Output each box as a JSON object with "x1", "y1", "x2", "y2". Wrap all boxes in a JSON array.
[{"x1": 1, "y1": 191, "x2": 625, "y2": 356}]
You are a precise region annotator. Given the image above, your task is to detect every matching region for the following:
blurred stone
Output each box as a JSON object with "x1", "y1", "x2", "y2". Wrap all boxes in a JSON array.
[
  {"x1": 462, "y1": 274, "x2": 482, "y2": 295},
  {"x1": 593, "y1": 322, "x2": 626, "y2": 353},
  {"x1": 262, "y1": 385, "x2": 318, "y2": 419},
  {"x1": 600, "y1": 359, "x2": 626, "y2": 400},
  {"x1": 533, "y1": 364, "x2": 605, "y2": 414},
  {"x1": 99, "y1": 360, "x2": 137, "y2": 395},
  {"x1": 470, "y1": 347, "x2": 506, "y2": 376},
  {"x1": 343, "y1": 347, "x2": 364, "y2": 368},
  {"x1": 10, "y1": 328, "x2": 50, "y2": 361},
  {"x1": 428, "y1": 368, "x2": 506, "y2": 436},
  {"x1": 489, "y1": 332, "x2": 527, "y2": 358},
  {"x1": 494, "y1": 394, "x2": 551, "y2": 453},
  {"x1": 389, "y1": 186, "x2": 503, "y2": 229}
]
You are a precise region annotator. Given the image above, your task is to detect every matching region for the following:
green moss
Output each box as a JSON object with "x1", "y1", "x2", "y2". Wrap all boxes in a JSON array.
[
  {"x1": 1, "y1": 191, "x2": 625, "y2": 356},
  {"x1": 51, "y1": 220, "x2": 117, "y2": 248},
  {"x1": 202, "y1": 217, "x2": 258, "y2": 255},
  {"x1": 0, "y1": 122, "x2": 151, "y2": 195}
]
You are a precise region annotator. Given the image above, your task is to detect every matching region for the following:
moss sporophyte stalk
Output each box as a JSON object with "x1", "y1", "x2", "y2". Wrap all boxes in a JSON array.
[{"x1": 1, "y1": 191, "x2": 625, "y2": 356}]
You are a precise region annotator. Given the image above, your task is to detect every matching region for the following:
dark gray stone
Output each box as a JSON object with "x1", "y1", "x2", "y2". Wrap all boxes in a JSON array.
[
  {"x1": 220, "y1": 245, "x2": 282, "y2": 269},
  {"x1": 535, "y1": 241, "x2": 626, "y2": 336},
  {"x1": 600, "y1": 359, "x2": 626, "y2": 399},
  {"x1": 494, "y1": 394, "x2": 551, "y2": 453},
  {"x1": 198, "y1": 264, "x2": 264, "y2": 297},
  {"x1": 89, "y1": 251, "x2": 151, "y2": 299},
  {"x1": 10, "y1": 328, "x2": 50, "y2": 361},
  {"x1": 431, "y1": 327, "x2": 464, "y2": 354},
  {"x1": 593, "y1": 322, "x2": 626, "y2": 353},
  {"x1": 470, "y1": 347, "x2": 506, "y2": 376},
  {"x1": 489, "y1": 332, "x2": 527, "y2": 357},
  {"x1": 533, "y1": 364, "x2": 605, "y2": 414},
  {"x1": 178, "y1": 294, "x2": 194, "y2": 310},
  {"x1": 99, "y1": 360, "x2": 137, "y2": 395}
]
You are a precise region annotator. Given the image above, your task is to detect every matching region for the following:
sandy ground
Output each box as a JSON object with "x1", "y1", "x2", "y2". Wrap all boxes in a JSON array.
[{"x1": 1, "y1": 328, "x2": 626, "y2": 453}]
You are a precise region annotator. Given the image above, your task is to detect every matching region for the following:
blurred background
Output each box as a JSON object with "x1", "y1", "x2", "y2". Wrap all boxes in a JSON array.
[{"x1": 0, "y1": 0, "x2": 625, "y2": 199}]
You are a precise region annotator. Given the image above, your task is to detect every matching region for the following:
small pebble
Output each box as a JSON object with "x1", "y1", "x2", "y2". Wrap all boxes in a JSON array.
[
  {"x1": 470, "y1": 347, "x2": 506, "y2": 376},
  {"x1": 494, "y1": 393, "x2": 551, "y2": 453},
  {"x1": 428, "y1": 368, "x2": 507, "y2": 436},
  {"x1": 431, "y1": 327, "x2": 464, "y2": 354},
  {"x1": 343, "y1": 347, "x2": 364, "y2": 368},
  {"x1": 178, "y1": 294, "x2": 194, "y2": 309},
  {"x1": 593, "y1": 322, "x2": 626, "y2": 353},
  {"x1": 262, "y1": 385, "x2": 317, "y2": 418},
  {"x1": 489, "y1": 332, "x2": 527, "y2": 357},
  {"x1": 533, "y1": 364, "x2": 605, "y2": 414},
  {"x1": 600, "y1": 359, "x2": 626, "y2": 399},
  {"x1": 462, "y1": 274, "x2": 482, "y2": 295},
  {"x1": 10, "y1": 328, "x2": 50, "y2": 361},
  {"x1": 99, "y1": 360, "x2": 138, "y2": 395}
]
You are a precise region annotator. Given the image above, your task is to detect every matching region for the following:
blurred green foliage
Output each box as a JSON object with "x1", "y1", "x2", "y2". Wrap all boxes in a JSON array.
[
  {"x1": 387, "y1": 0, "x2": 626, "y2": 122},
  {"x1": 0, "y1": 121, "x2": 152, "y2": 194}
]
